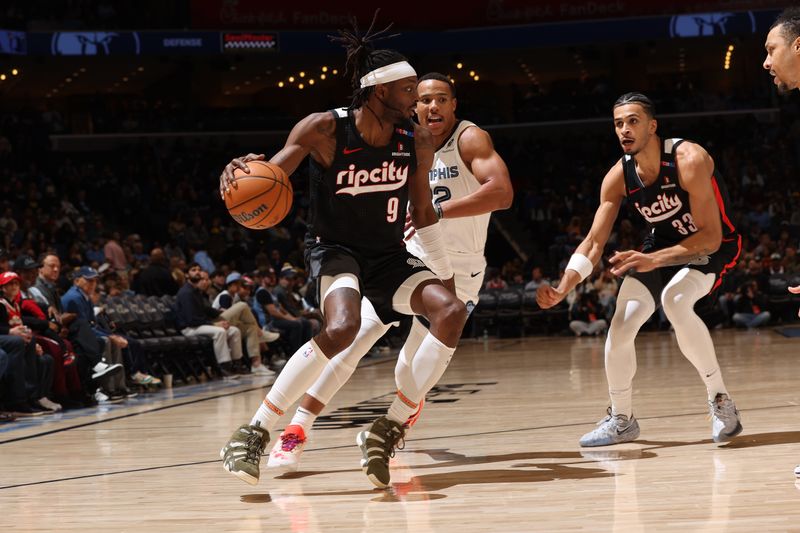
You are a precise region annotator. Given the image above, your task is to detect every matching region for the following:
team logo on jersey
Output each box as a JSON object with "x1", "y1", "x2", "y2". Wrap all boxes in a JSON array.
[
  {"x1": 335, "y1": 161, "x2": 409, "y2": 196},
  {"x1": 634, "y1": 193, "x2": 684, "y2": 223},
  {"x1": 392, "y1": 141, "x2": 411, "y2": 157},
  {"x1": 429, "y1": 165, "x2": 459, "y2": 180},
  {"x1": 407, "y1": 257, "x2": 426, "y2": 269}
]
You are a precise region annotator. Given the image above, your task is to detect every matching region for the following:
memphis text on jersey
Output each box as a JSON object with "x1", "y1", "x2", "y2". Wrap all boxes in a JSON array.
[
  {"x1": 429, "y1": 165, "x2": 459, "y2": 181},
  {"x1": 335, "y1": 161, "x2": 409, "y2": 196},
  {"x1": 634, "y1": 193, "x2": 683, "y2": 223}
]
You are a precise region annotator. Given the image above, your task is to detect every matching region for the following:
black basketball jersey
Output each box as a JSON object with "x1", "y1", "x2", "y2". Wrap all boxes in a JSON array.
[
  {"x1": 622, "y1": 138, "x2": 738, "y2": 248},
  {"x1": 307, "y1": 107, "x2": 417, "y2": 254}
]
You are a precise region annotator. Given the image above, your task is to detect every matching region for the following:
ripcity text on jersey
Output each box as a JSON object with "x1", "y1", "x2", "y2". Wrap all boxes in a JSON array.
[
  {"x1": 622, "y1": 137, "x2": 738, "y2": 248},
  {"x1": 307, "y1": 107, "x2": 418, "y2": 253}
]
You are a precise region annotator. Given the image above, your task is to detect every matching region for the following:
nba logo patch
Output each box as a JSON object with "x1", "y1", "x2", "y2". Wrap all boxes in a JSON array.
[
  {"x1": 664, "y1": 176, "x2": 670, "y2": 183},
  {"x1": 398, "y1": 142, "x2": 404, "y2": 152}
]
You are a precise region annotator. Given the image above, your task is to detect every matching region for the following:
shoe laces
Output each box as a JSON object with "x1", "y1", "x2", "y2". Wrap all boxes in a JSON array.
[
  {"x1": 598, "y1": 406, "x2": 628, "y2": 426},
  {"x1": 280, "y1": 432, "x2": 306, "y2": 452},
  {"x1": 382, "y1": 425, "x2": 406, "y2": 459},
  {"x1": 244, "y1": 430, "x2": 265, "y2": 464},
  {"x1": 709, "y1": 393, "x2": 733, "y2": 418}
]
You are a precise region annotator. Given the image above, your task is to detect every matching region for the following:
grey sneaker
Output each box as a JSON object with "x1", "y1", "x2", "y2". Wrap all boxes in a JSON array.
[
  {"x1": 356, "y1": 416, "x2": 405, "y2": 489},
  {"x1": 220, "y1": 422, "x2": 270, "y2": 485},
  {"x1": 709, "y1": 393, "x2": 742, "y2": 442},
  {"x1": 579, "y1": 407, "x2": 640, "y2": 447}
]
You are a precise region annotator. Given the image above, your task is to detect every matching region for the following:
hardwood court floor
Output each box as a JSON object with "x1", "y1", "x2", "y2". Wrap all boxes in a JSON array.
[{"x1": 2, "y1": 329, "x2": 800, "y2": 532}]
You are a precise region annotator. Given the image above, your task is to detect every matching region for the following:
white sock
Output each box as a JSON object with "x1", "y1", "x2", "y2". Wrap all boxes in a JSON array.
[
  {"x1": 289, "y1": 406, "x2": 317, "y2": 434},
  {"x1": 387, "y1": 333, "x2": 454, "y2": 424},
  {"x1": 609, "y1": 387, "x2": 634, "y2": 419},
  {"x1": 250, "y1": 340, "x2": 328, "y2": 430}
]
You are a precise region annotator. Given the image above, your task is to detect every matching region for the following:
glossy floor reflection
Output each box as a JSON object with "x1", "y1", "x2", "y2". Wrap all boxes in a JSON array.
[{"x1": 1, "y1": 329, "x2": 799, "y2": 531}]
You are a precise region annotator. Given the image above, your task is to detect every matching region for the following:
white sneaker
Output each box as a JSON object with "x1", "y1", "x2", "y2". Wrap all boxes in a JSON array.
[
  {"x1": 251, "y1": 364, "x2": 276, "y2": 379},
  {"x1": 92, "y1": 361, "x2": 124, "y2": 380},
  {"x1": 794, "y1": 465, "x2": 800, "y2": 478},
  {"x1": 267, "y1": 424, "x2": 307, "y2": 471},
  {"x1": 260, "y1": 327, "x2": 280, "y2": 343},
  {"x1": 38, "y1": 397, "x2": 62, "y2": 412},
  {"x1": 94, "y1": 388, "x2": 123, "y2": 404},
  {"x1": 579, "y1": 407, "x2": 640, "y2": 447},
  {"x1": 709, "y1": 393, "x2": 743, "y2": 442}
]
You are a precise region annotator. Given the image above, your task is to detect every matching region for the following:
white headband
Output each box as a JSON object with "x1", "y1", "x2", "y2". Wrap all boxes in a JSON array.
[{"x1": 359, "y1": 61, "x2": 417, "y2": 89}]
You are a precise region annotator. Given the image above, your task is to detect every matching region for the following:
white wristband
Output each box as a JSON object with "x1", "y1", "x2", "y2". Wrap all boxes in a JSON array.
[
  {"x1": 566, "y1": 253, "x2": 593, "y2": 282},
  {"x1": 414, "y1": 223, "x2": 454, "y2": 280}
]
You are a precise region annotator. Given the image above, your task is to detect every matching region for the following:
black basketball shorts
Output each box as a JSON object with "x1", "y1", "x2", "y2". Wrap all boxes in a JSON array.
[{"x1": 305, "y1": 239, "x2": 438, "y2": 324}]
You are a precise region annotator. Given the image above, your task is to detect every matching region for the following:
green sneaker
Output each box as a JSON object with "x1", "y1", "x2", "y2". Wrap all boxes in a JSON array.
[
  {"x1": 220, "y1": 422, "x2": 270, "y2": 485},
  {"x1": 356, "y1": 416, "x2": 406, "y2": 489}
]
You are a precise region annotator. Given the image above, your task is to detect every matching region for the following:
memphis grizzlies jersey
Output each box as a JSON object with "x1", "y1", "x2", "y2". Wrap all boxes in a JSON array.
[
  {"x1": 622, "y1": 137, "x2": 737, "y2": 248},
  {"x1": 407, "y1": 120, "x2": 489, "y2": 258},
  {"x1": 307, "y1": 107, "x2": 417, "y2": 254}
]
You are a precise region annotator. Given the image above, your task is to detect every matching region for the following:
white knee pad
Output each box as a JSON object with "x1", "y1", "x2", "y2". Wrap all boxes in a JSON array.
[
  {"x1": 306, "y1": 298, "x2": 391, "y2": 405},
  {"x1": 661, "y1": 268, "x2": 715, "y2": 321},
  {"x1": 607, "y1": 276, "x2": 656, "y2": 348},
  {"x1": 319, "y1": 273, "x2": 360, "y2": 311}
]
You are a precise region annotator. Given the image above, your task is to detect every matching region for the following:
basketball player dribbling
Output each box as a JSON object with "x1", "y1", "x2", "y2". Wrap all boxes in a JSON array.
[
  {"x1": 218, "y1": 19, "x2": 468, "y2": 486},
  {"x1": 537, "y1": 93, "x2": 743, "y2": 446},
  {"x1": 762, "y1": 7, "x2": 800, "y2": 477},
  {"x1": 265, "y1": 73, "x2": 513, "y2": 485}
]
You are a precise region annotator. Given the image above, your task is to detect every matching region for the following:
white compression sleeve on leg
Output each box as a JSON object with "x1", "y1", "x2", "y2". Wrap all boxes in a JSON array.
[
  {"x1": 605, "y1": 276, "x2": 656, "y2": 418},
  {"x1": 388, "y1": 332, "x2": 455, "y2": 424},
  {"x1": 414, "y1": 223, "x2": 454, "y2": 279},
  {"x1": 251, "y1": 339, "x2": 328, "y2": 430},
  {"x1": 660, "y1": 268, "x2": 728, "y2": 399},
  {"x1": 394, "y1": 317, "x2": 429, "y2": 392},
  {"x1": 306, "y1": 299, "x2": 391, "y2": 405}
]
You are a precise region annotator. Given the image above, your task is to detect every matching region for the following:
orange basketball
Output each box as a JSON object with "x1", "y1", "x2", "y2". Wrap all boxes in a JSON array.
[{"x1": 224, "y1": 160, "x2": 293, "y2": 229}]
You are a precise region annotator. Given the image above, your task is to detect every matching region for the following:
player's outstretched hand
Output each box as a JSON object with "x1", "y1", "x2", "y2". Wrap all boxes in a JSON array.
[
  {"x1": 219, "y1": 153, "x2": 266, "y2": 199},
  {"x1": 536, "y1": 284, "x2": 564, "y2": 309}
]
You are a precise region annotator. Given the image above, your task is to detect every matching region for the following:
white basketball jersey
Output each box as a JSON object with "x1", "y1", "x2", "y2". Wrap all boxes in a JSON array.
[{"x1": 407, "y1": 120, "x2": 489, "y2": 259}]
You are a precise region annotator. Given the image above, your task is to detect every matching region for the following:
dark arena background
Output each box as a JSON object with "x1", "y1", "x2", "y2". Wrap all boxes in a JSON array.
[{"x1": 2, "y1": 1, "x2": 800, "y2": 530}]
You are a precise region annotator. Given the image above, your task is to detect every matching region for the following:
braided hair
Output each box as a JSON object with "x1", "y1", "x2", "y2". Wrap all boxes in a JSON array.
[
  {"x1": 613, "y1": 92, "x2": 656, "y2": 118},
  {"x1": 329, "y1": 10, "x2": 408, "y2": 109}
]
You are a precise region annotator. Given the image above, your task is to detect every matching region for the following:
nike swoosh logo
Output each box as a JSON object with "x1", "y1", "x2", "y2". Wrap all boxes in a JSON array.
[
  {"x1": 470, "y1": 271, "x2": 482, "y2": 278},
  {"x1": 343, "y1": 147, "x2": 363, "y2": 155},
  {"x1": 628, "y1": 187, "x2": 641, "y2": 194}
]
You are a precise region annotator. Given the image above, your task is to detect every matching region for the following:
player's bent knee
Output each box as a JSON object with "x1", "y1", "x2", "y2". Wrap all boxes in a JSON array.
[
  {"x1": 430, "y1": 298, "x2": 467, "y2": 330},
  {"x1": 320, "y1": 318, "x2": 361, "y2": 354}
]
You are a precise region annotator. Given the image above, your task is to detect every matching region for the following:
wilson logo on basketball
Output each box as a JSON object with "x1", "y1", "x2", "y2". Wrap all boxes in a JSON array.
[
  {"x1": 335, "y1": 161, "x2": 409, "y2": 196},
  {"x1": 232, "y1": 203, "x2": 270, "y2": 223},
  {"x1": 634, "y1": 194, "x2": 683, "y2": 223}
]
